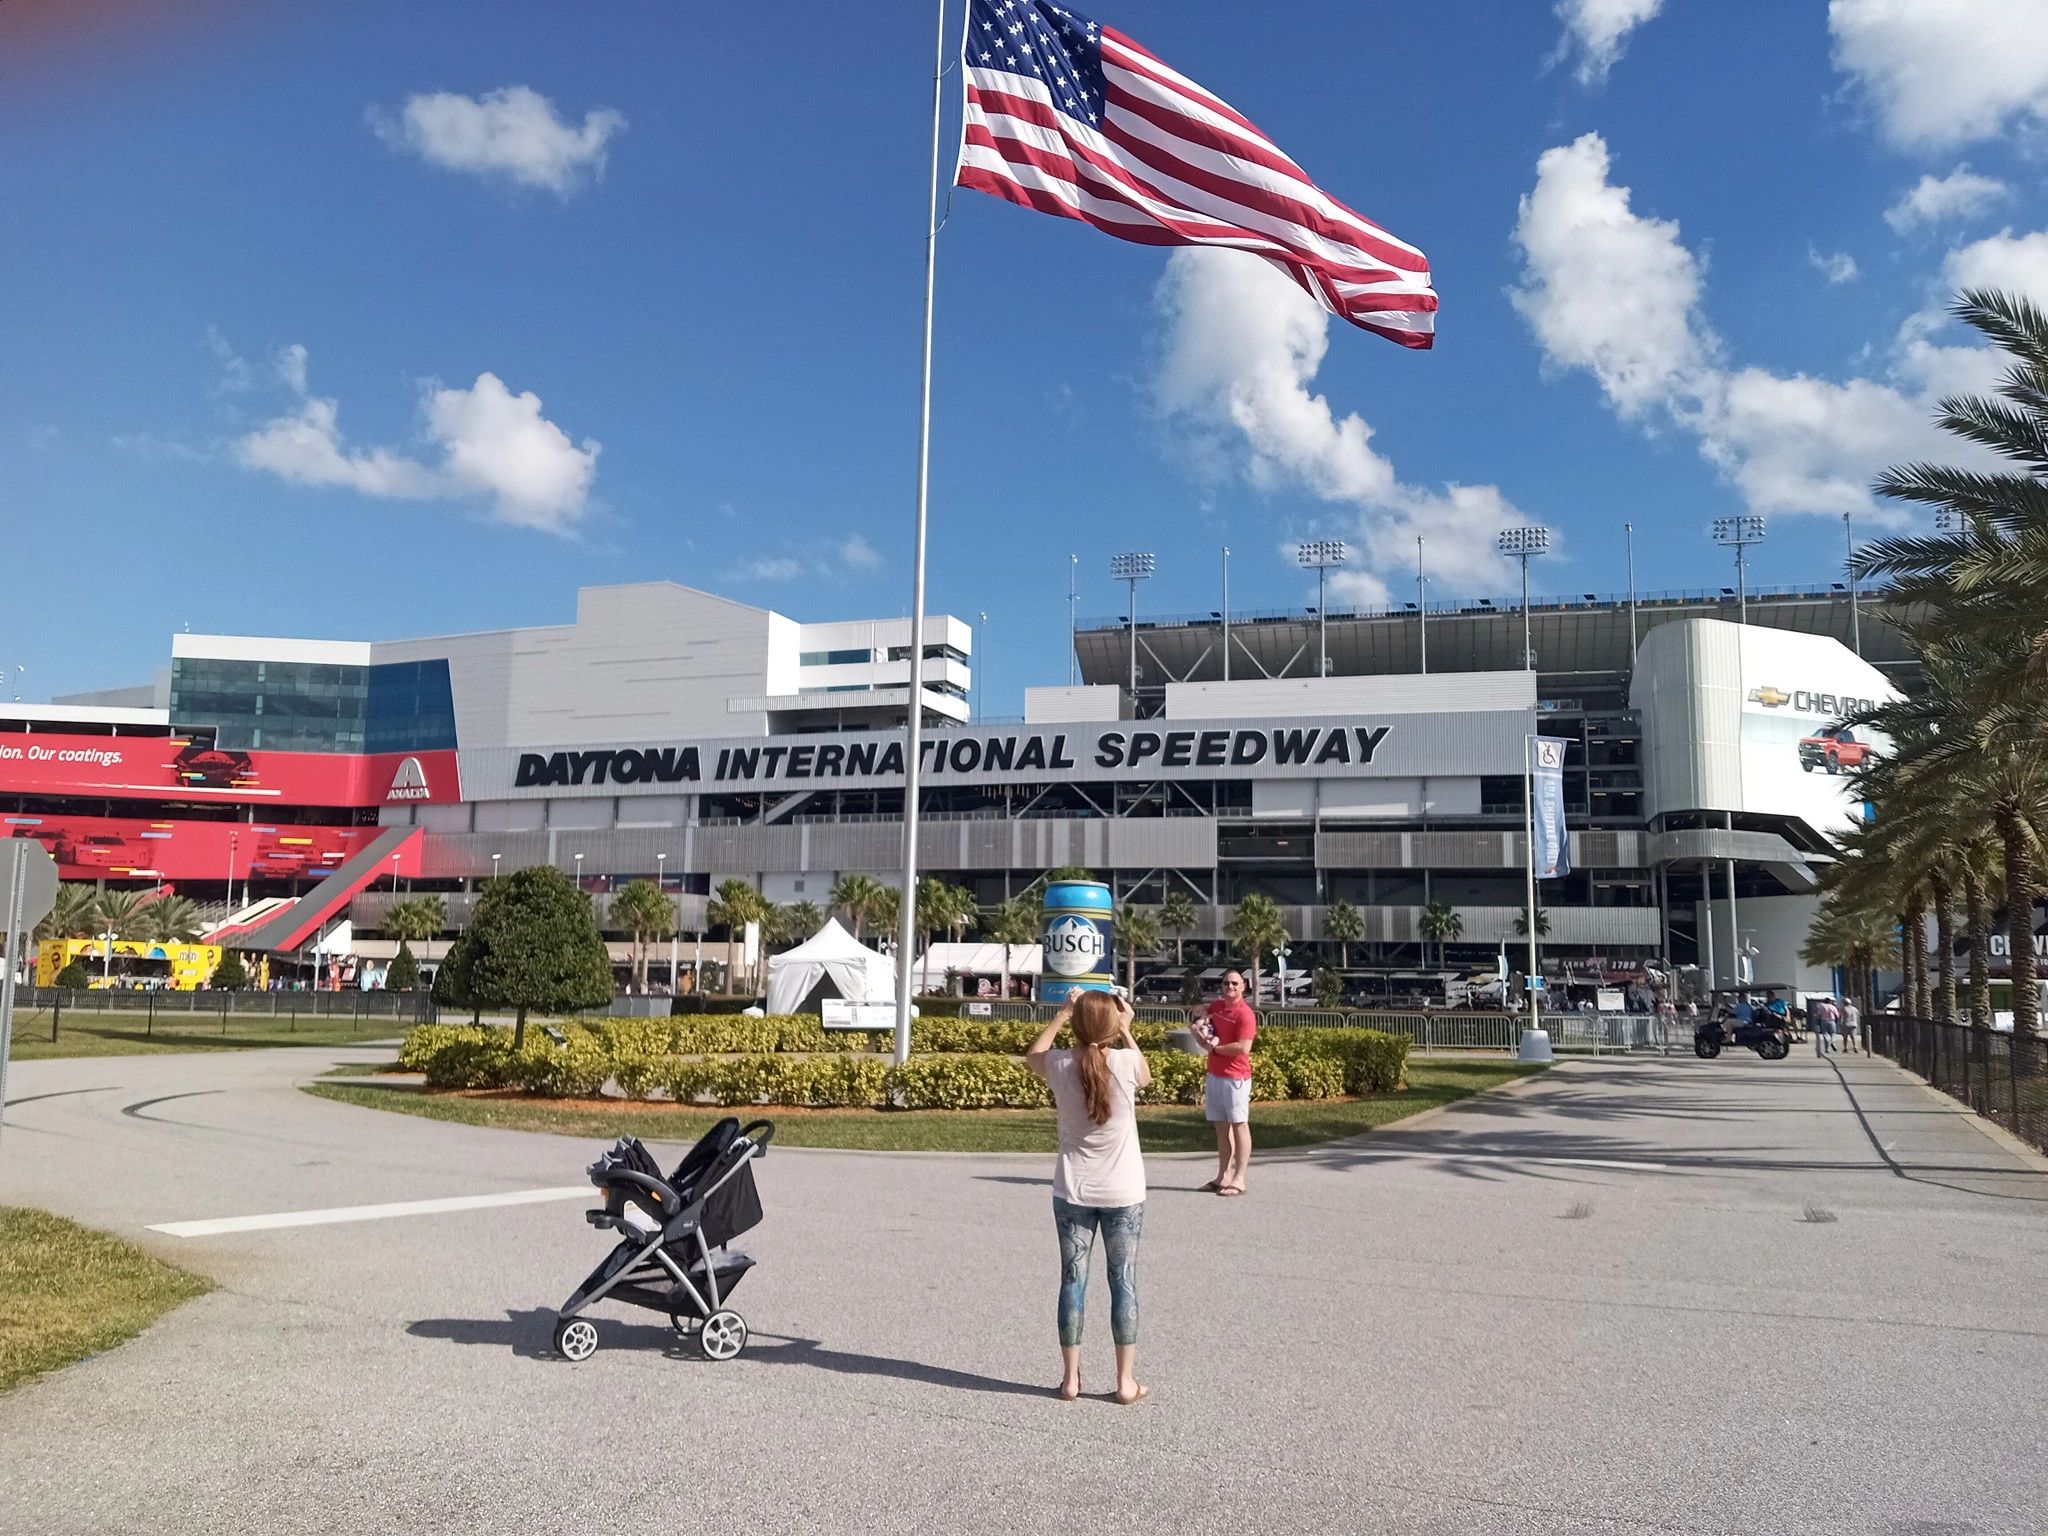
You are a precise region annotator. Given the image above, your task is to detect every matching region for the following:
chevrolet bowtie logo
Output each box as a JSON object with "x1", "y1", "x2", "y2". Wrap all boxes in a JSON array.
[{"x1": 1749, "y1": 686, "x2": 1791, "y2": 708}]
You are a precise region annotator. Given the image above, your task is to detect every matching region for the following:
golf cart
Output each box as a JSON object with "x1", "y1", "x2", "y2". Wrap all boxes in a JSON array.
[{"x1": 1693, "y1": 990, "x2": 1792, "y2": 1060}]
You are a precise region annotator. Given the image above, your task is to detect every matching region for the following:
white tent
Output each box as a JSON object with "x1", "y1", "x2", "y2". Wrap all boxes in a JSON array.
[
  {"x1": 908, "y1": 942, "x2": 1044, "y2": 991},
  {"x1": 764, "y1": 918, "x2": 897, "y2": 1016}
]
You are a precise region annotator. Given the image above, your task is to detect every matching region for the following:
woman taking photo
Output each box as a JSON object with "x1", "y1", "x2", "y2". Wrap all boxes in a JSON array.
[{"x1": 1025, "y1": 990, "x2": 1152, "y2": 1404}]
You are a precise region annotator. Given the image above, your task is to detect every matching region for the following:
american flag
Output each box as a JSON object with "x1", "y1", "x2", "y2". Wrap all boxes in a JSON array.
[{"x1": 955, "y1": 0, "x2": 1436, "y2": 349}]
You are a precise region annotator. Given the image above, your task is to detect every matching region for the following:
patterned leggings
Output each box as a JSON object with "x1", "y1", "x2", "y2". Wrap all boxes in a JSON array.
[{"x1": 1053, "y1": 1195, "x2": 1143, "y2": 1347}]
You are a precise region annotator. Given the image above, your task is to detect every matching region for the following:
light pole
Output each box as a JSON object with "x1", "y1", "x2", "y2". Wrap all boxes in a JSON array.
[
  {"x1": 658, "y1": 851, "x2": 678, "y2": 993},
  {"x1": 1625, "y1": 521, "x2": 1638, "y2": 658},
  {"x1": 1844, "y1": 511, "x2": 1860, "y2": 657},
  {"x1": 573, "y1": 851, "x2": 585, "y2": 889},
  {"x1": 1221, "y1": 545, "x2": 1231, "y2": 682},
  {"x1": 1110, "y1": 551, "x2": 1155, "y2": 704},
  {"x1": 390, "y1": 851, "x2": 401, "y2": 893},
  {"x1": 1296, "y1": 539, "x2": 1348, "y2": 677},
  {"x1": 976, "y1": 611, "x2": 988, "y2": 723},
  {"x1": 228, "y1": 830, "x2": 239, "y2": 915},
  {"x1": 1416, "y1": 535, "x2": 1428, "y2": 675},
  {"x1": 1497, "y1": 525, "x2": 1552, "y2": 671},
  {"x1": 1067, "y1": 554, "x2": 1078, "y2": 687},
  {"x1": 1712, "y1": 515, "x2": 1766, "y2": 624},
  {"x1": 491, "y1": 852, "x2": 502, "y2": 883}
]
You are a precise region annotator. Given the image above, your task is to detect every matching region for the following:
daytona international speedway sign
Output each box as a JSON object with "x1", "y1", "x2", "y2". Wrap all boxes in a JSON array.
[{"x1": 464, "y1": 713, "x2": 1531, "y2": 797}]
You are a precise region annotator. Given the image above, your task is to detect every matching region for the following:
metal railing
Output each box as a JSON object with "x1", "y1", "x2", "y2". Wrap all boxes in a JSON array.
[
  {"x1": 975, "y1": 1000, "x2": 1670, "y2": 1053},
  {"x1": 1868, "y1": 1014, "x2": 2048, "y2": 1155},
  {"x1": 7, "y1": 985, "x2": 435, "y2": 1042}
]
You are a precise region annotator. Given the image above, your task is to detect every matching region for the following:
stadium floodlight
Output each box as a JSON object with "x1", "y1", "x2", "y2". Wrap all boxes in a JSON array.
[
  {"x1": 1295, "y1": 541, "x2": 1348, "y2": 676},
  {"x1": 1110, "y1": 551, "x2": 1155, "y2": 700},
  {"x1": 1711, "y1": 515, "x2": 1767, "y2": 624},
  {"x1": 1933, "y1": 509, "x2": 1966, "y2": 534},
  {"x1": 1496, "y1": 525, "x2": 1553, "y2": 670}
]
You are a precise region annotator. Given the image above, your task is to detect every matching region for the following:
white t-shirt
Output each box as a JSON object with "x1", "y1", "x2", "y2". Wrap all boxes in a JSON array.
[{"x1": 1045, "y1": 1047, "x2": 1147, "y2": 1208}]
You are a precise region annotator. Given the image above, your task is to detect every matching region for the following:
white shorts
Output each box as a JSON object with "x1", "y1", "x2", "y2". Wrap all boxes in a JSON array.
[{"x1": 1204, "y1": 1074, "x2": 1251, "y2": 1124}]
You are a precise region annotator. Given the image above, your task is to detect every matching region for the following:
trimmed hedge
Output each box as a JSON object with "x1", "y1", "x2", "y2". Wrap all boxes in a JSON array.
[{"x1": 393, "y1": 1018, "x2": 1408, "y2": 1107}]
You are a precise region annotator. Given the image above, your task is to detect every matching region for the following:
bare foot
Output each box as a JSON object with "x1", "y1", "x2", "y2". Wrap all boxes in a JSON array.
[
  {"x1": 1216, "y1": 1184, "x2": 1245, "y2": 1197},
  {"x1": 1114, "y1": 1383, "x2": 1150, "y2": 1406},
  {"x1": 1058, "y1": 1377, "x2": 1081, "y2": 1401}
]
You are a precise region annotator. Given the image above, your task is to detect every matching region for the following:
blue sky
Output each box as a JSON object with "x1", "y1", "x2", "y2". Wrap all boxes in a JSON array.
[{"x1": 4, "y1": 0, "x2": 2044, "y2": 714}]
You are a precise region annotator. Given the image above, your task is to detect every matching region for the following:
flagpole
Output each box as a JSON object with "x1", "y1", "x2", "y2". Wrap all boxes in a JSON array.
[
  {"x1": 893, "y1": 0, "x2": 952, "y2": 1066},
  {"x1": 1523, "y1": 733, "x2": 1543, "y2": 1052}
]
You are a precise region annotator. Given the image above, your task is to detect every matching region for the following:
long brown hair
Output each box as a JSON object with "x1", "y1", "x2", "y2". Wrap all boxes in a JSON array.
[{"x1": 1069, "y1": 991, "x2": 1122, "y2": 1125}]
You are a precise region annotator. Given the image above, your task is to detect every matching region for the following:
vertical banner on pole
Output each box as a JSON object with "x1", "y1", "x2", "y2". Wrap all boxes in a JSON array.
[{"x1": 1531, "y1": 737, "x2": 1572, "y2": 880}]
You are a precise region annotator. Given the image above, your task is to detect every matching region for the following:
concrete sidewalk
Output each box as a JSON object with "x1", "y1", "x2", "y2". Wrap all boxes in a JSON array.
[{"x1": 3, "y1": 1045, "x2": 2045, "y2": 1534}]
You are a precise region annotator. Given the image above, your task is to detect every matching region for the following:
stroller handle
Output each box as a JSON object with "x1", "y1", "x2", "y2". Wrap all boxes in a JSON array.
[{"x1": 737, "y1": 1119, "x2": 776, "y2": 1154}]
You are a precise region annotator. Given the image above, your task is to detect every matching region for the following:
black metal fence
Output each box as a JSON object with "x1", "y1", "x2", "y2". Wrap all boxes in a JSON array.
[
  {"x1": 1867, "y1": 1014, "x2": 2048, "y2": 1155},
  {"x1": 8, "y1": 986, "x2": 436, "y2": 1042}
]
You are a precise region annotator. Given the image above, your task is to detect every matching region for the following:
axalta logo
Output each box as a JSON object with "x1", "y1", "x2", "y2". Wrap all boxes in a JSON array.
[
  {"x1": 1748, "y1": 684, "x2": 1877, "y2": 717},
  {"x1": 385, "y1": 757, "x2": 431, "y2": 802},
  {"x1": 1043, "y1": 916, "x2": 1106, "y2": 978}
]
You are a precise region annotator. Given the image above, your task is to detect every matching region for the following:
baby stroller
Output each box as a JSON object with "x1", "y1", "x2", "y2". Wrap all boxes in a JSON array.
[{"x1": 552, "y1": 1116, "x2": 774, "y2": 1363}]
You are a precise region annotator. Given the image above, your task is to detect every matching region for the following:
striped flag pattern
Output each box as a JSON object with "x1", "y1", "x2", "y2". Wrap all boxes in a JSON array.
[{"x1": 955, "y1": 0, "x2": 1436, "y2": 349}]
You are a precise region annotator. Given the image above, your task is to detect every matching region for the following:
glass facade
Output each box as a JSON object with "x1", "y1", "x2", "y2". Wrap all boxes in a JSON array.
[{"x1": 170, "y1": 657, "x2": 456, "y2": 753}]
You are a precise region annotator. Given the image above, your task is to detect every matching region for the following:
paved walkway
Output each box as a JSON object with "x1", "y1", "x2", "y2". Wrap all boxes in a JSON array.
[{"x1": 3, "y1": 1045, "x2": 2046, "y2": 1534}]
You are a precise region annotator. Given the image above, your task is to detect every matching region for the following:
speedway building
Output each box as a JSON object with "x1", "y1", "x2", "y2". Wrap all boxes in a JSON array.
[{"x1": 9, "y1": 578, "x2": 1912, "y2": 997}]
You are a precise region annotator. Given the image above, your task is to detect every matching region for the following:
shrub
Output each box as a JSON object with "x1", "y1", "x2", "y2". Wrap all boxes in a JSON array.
[
  {"x1": 210, "y1": 951, "x2": 249, "y2": 991},
  {"x1": 1282, "y1": 1054, "x2": 1346, "y2": 1100},
  {"x1": 417, "y1": 1028, "x2": 518, "y2": 1089},
  {"x1": 661, "y1": 1054, "x2": 889, "y2": 1108},
  {"x1": 398, "y1": 1024, "x2": 476, "y2": 1071},
  {"x1": 1136, "y1": 1049, "x2": 1205, "y2": 1105},
  {"x1": 385, "y1": 942, "x2": 419, "y2": 993},
  {"x1": 1261, "y1": 1028, "x2": 1408, "y2": 1094},
  {"x1": 510, "y1": 1028, "x2": 611, "y2": 1098},
  {"x1": 887, "y1": 1054, "x2": 1052, "y2": 1109},
  {"x1": 1250, "y1": 1055, "x2": 1291, "y2": 1102},
  {"x1": 53, "y1": 959, "x2": 90, "y2": 989}
]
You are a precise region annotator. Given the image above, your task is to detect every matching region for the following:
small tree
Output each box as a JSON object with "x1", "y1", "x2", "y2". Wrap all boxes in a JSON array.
[
  {"x1": 830, "y1": 873, "x2": 886, "y2": 940},
  {"x1": 1324, "y1": 898, "x2": 1363, "y2": 968},
  {"x1": 385, "y1": 941, "x2": 420, "y2": 992},
  {"x1": 709, "y1": 878, "x2": 768, "y2": 992},
  {"x1": 985, "y1": 897, "x2": 1038, "y2": 1000},
  {"x1": 211, "y1": 950, "x2": 249, "y2": 991},
  {"x1": 1159, "y1": 888, "x2": 1199, "y2": 965},
  {"x1": 1512, "y1": 908, "x2": 1551, "y2": 939},
  {"x1": 786, "y1": 900, "x2": 825, "y2": 941},
  {"x1": 1314, "y1": 966, "x2": 1343, "y2": 1009},
  {"x1": 54, "y1": 957, "x2": 90, "y2": 989},
  {"x1": 434, "y1": 866, "x2": 612, "y2": 1049},
  {"x1": 1227, "y1": 892, "x2": 1289, "y2": 998}
]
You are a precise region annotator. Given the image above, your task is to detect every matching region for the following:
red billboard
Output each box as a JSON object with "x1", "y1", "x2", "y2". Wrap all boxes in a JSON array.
[
  {"x1": 2, "y1": 813, "x2": 419, "y2": 881},
  {"x1": 0, "y1": 733, "x2": 459, "y2": 808}
]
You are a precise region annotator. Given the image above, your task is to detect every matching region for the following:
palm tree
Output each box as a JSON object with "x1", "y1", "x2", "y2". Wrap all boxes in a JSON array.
[
  {"x1": 1418, "y1": 899, "x2": 1463, "y2": 971},
  {"x1": 1159, "y1": 888, "x2": 1199, "y2": 965},
  {"x1": 1511, "y1": 908, "x2": 1550, "y2": 939},
  {"x1": 134, "y1": 895, "x2": 203, "y2": 944},
  {"x1": 786, "y1": 900, "x2": 825, "y2": 941},
  {"x1": 709, "y1": 878, "x2": 768, "y2": 990},
  {"x1": 609, "y1": 879, "x2": 678, "y2": 993},
  {"x1": 831, "y1": 873, "x2": 887, "y2": 940},
  {"x1": 1225, "y1": 892, "x2": 1288, "y2": 997},
  {"x1": 1117, "y1": 905, "x2": 1161, "y2": 994},
  {"x1": 1802, "y1": 893, "x2": 1899, "y2": 1014},
  {"x1": 36, "y1": 882, "x2": 102, "y2": 941},
  {"x1": 91, "y1": 888, "x2": 150, "y2": 940},
  {"x1": 1324, "y1": 897, "x2": 1364, "y2": 969},
  {"x1": 984, "y1": 897, "x2": 1038, "y2": 1000}
]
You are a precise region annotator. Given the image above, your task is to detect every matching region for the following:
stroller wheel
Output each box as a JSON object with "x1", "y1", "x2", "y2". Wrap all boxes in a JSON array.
[
  {"x1": 698, "y1": 1310, "x2": 748, "y2": 1361},
  {"x1": 553, "y1": 1317, "x2": 600, "y2": 1362}
]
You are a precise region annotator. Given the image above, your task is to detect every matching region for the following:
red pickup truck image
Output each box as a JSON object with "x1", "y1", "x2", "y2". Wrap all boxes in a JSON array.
[{"x1": 1799, "y1": 726, "x2": 1873, "y2": 774}]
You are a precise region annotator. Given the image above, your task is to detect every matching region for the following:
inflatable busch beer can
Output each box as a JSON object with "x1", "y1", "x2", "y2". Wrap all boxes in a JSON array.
[{"x1": 1038, "y1": 879, "x2": 1116, "y2": 1004}]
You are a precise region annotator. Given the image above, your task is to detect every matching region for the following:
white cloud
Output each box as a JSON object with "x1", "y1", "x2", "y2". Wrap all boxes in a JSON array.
[
  {"x1": 369, "y1": 85, "x2": 626, "y2": 195},
  {"x1": 731, "y1": 556, "x2": 806, "y2": 582},
  {"x1": 1551, "y1": 0, "x2": 1665, "y2": 86},
  {"x1": 1807, "y1": 245, "x2": 1860, "y2": 284},
  {"x1": 1153, "y1": 248, "x2": 1532, "y2": 601},
  {"x1": 838, "y1": 533, "x2": 884, "y2": 572},
  {"x1": 205, "y1": 325, "x2": 252, "y2": 393},
  {"x1": 1509, "y1": 132, "x2": 2039, "y2": 523},
  {"x1": 1885, "y1": 166, "x2": 2012, "y2": 233},
  {"x1": 275, "y1": 343, "x2": 309, "y2": 395},
  {"x1": 1829, "y1": 0, "x2": 2048, "y2": 150},
  {"x1": 233, "y1": 351, "x2": 599, "y2": 532},
  {"x1": 1509, "y1": 133, "x2": 1714, "y2": 419}
]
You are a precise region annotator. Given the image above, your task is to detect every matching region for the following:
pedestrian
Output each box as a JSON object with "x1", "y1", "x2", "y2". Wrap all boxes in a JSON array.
[
  {"x1": 1025, "y1": 990, "x2": 1151, "y2": 1405},
  {"x1": 1842, "y1": 995, "x2": 1861, "y2": 1053},
  {"x1": 1810, "y1": 994, "x2": 1838, "y2": 1055},
  {"x1": 1191, "y1": 968, "x2": 1258, "y2": 1197}
]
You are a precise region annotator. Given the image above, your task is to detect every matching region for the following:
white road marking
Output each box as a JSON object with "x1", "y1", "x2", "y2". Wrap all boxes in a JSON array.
[{"x1": 149, "y1": 1186, "x2": 592, "y2": 1238}]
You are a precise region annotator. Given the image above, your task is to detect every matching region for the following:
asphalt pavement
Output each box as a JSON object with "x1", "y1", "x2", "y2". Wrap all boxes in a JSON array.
[{"x1": 3, "y1": 1041, "x2": 2046, "y2": 1535}]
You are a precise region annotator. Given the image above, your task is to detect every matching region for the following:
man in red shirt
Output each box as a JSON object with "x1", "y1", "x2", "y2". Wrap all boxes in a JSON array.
[{"x1": 1193, "y1": 969, "x2": 1257, "y2": 1197}]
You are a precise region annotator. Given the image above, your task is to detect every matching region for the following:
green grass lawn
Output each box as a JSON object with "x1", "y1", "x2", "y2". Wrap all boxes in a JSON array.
[
  {"x1": 303, "y1": 1060, "x2": 1545, "y2": 1153},
  {"x1": 7, "y1": 1010, "x2": 403, "y2": 1061},
  {"x1": 0, "y1": 1207, "x2": 210, "y2": 1393}
]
